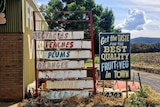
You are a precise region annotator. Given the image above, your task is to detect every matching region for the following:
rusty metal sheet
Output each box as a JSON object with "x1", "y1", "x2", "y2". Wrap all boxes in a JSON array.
[
  {"x1": 37, "y1": 60, "x2": 84, "y2": 70},
  {"x1": 40, "y1": 90, "x2": 92, "y2": 99},
  {"x1": 38, "y1": 70, "x2": 87, "y2": 79},
  {"x1": 33, "y1": 31, "x2": 84, "y2": 40},
  {"x1": 37, "y1": 50, "x2": 92, "y2": 60},
  {"x1": 46, "y1": 80, "x2": 93, "y2": 89}
]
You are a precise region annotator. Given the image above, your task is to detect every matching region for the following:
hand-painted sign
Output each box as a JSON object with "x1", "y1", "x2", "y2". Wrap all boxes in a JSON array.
[
  {"x1": 41, "y1": 90, "x2": 92, "y2": 99},
  {"x1": 46, "y1": 80, "x2": 93, "y2": 89},
  {"x1": 45, "y1": 40, "x2": 91, "y2": 49},
  {"x1": 37, "y1": 60, "x2": 84, "y2": 70},
  {"x1": 38, "y1": 70, "x2": 87, "y2": 79},
  {"x1": 37, "y1": 50, "x2": 92, "y2": 60},
  {"x1": 34, "y1": 30, "x2": 94, "y2": 99},
  {"x1": 33, "y1": 31, "x2": 84, "y2": 40},
  {"x1": 36, "y1": 40, "x2": 91, "y2": 50},
  {"x1": 98, "y1": 91, "x2": 122, "y2": 98},
  {"x1": 99, "y1": 33, "x2": 130, "y2": 80}
]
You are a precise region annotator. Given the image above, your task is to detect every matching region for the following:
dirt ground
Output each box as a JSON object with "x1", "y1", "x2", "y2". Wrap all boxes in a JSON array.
[{"x1": 0, "y1": 102, "x2": 17, "y2": 107}]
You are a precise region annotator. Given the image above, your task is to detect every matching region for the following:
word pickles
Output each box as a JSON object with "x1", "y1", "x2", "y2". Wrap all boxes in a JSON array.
[{"x1": 99, "y1": 33, "x2": 130, "y2": 80}]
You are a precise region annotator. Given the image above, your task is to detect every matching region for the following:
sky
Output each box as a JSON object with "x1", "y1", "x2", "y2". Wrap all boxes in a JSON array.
[{"x1": 34, "y1": 0, "x2": 160, "y2": 38}]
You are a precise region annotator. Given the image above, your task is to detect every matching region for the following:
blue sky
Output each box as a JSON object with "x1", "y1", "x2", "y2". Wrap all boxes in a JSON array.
[{"x1": 34, "y1": 0, "x2": 160, "y2": 38}]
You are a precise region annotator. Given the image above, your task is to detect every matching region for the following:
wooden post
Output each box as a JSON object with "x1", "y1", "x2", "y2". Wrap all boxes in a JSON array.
[
  {"x1": 126, "y1": 80, "x2": 128, "y2": 98},
  {"x1": 138, "y1": 73, "x2": 142, "y2": 89},
  {"x1": 102, "y1": 80, "x2": 104, "y2": 94}
]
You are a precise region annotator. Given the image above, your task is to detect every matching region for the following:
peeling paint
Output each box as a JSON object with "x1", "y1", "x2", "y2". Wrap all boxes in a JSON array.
[
  {"x1": 41, "y1": 90, "x2": 92, "y2": 99},
  {"x1": 37, "y1": 60, "x2": 84, "y2": 69},
  {"x1": 38, "y1": 70, "x2": 87, "y2": 79},
  {"x1": 46, "y1": 80, "x2": 93, "y2": 89}
]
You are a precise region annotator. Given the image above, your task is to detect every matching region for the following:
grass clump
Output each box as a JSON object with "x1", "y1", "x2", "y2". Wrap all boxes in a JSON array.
[{"x1": 128, "y1": 85, "x2": 160, "y2": 107}]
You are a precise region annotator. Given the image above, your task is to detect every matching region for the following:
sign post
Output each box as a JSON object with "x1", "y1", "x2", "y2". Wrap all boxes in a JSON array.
[
  {"x1": 99, "y1": 33, "x2": 131, "y2": 98},
  {"x1": 32, "y1": 11, "x2": 96, "y2": 99}
]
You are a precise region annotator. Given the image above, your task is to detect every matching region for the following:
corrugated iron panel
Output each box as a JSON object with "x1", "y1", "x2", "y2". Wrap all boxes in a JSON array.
[
  {"x1": 46, "y1": 80, "x2": 93, "y2": 89},
  {"x1": 37, "y1": 60, "x2": 84, "y2": 70},
  {"x1": 37, "y1": 50, "x2": 92, "y2": 60},
  {"x1": 0, "y1": 0, "x2": 22, "y2": 32},
  {"x1": 40, "y1": 90, "x2": 92, "y2": 99},
  {"x1": 38, "y1": 70, "x2": 87, "y2": 79},
  {"x1": 33, "y1": 31, "x2": 84, "y2": 40}
]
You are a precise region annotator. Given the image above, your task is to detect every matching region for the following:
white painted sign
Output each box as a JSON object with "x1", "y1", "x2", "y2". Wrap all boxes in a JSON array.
[
  {"x1": 37, "y1": 60, "x2": 84, "y2": 69},
  {"x1": 40, "y1": 90, "x2": 92, "y2": 99},
  {"x1": 46, "y1": 80, "x2": 93, "y2": 89},
  {"x1": 37, "y1": 50, "x2": 92, "y2": 60},
  {"x1": 36, "y1": 41, "x2": 45, "y2": 50},
  {"x1": 38, "y1": 70, "x2": 87, "y2": 79},
  {"x1": 45, "y1": 40, "x2": 91, "y2": 49},
  {"x1": 36, "y1": 40, "x2": 91, "y2": 50},
  {"x1": 33, "y1": 31, "x2": 84, "y2": 40},
  {"x1": 98, "y1": 91, "x2": 122, "y2": 98}
]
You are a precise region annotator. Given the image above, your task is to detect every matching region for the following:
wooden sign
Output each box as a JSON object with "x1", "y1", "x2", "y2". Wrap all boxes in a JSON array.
[
  {"x1": 33, "y1": 31, "x2": 84, "y2": 40},
  {"x1": 46, "y1": 80, "x2": 93, "y2": 89},
  {"x1": 37, "y1": 50, "x2": 92, "y2": 60},
  {"x1": 40, "y1": 90, "x2": 92, "y2": 99},
  {"x1": 36, "y1": 40, "x2": 91, "y2": 50},
  {"x1": 37, "y1": 60, "x2": 84, "y2": 70},
  {"x1": 38, "y1": 70, "x2": 87, "y2": 79},
  {"x1": 98, "y1": 91, "x2": 122, "y2": 98}
]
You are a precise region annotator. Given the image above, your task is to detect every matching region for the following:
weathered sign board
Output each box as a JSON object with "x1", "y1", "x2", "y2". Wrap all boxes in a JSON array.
[
  {"x1": 98, "y1": 91, "x2": 122, "y2": 98},
  {"x1": 33, "y1": 30, "x2": 94, "y2": 99},
  {"x1": 37, "y1": 60, "x2": 84, "y2": 69},
  {"x1": 33, "y1": 31, "x2": 84, "y2": 40},
  {"x1": 46, "y1": 80, "x2": 93, "y2": 89},
  {"x1": 38, "y1": 70, "x2": 87, "y2": 79},
  {"x1": 40, "y1": 90, "x2": 92, "y2": 99},
  {"x1": 99, "y1": 33, "x2": 130, "y2": 80},
  {"x1": 36, "y1": 40, "x2": 91, "y2": 50},
  {"x1": 37, "y1": 50, "x2": 92, "y2": 60}
]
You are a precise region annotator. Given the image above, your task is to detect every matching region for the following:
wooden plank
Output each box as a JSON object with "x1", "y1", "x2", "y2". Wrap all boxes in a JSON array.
[
  {"x1": 40, "y1": 90, "x2": 92, "y2": 99},
  {"x1": 33, "y1": 31, "x2": 84, "y2": 40},
  {"x1": 46, "y1": 80, "x2": 93, "y2": 89},
  {"x1": 45, "y1": 40, "x2": 91, "y2": 49},
  {"x1": 36, "y1": 41, "x2": 45, "y2": 50},
  {"x1": 36, "y1": 40, "x2": 91, "y2": 50},
  {"x1": 37, "y1": 60, "x2": 84, "y2": 70},
  {"x1": 37, "y1": 50, "x2": 92, "y2": 60},
  {"x1": 38, "y1": 70, "x2": 87, "y2": 79}
]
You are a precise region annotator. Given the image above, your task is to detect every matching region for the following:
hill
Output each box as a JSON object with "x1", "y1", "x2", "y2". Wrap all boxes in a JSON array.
[{"x1": 131, "y1": 37, "x2": 160, "y2": 44}]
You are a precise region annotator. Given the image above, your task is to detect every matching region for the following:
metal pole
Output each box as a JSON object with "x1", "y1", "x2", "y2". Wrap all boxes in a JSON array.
[
  {"x1": 33, "y1": 11, "x2": 38, "y2": 97},
  {"x1": 89, "y1": 11, "x2": 96, "y2": 95}
]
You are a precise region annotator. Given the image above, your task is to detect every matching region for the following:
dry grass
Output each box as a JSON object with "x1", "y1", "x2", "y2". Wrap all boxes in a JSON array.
[
  {"x1": 20, "y1": 88, "x2": 160, "y2": 107},
  {"x1": 144, "y1": 85, "x2": 160, "y2": 105},
  {"x1": 131, "y1": 53, "x2": 160, "y2": 69},
  {"x1": 20, "y1": 95, "x2": 124, "y2": 107}
]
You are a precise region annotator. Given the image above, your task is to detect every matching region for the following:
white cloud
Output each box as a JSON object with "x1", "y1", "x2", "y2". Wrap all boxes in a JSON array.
[
  {"x1": 37, "y1": 3, "x2": 42, "y2": 6},
  {"x1": 122, "y1": 29, "x2": 160, "y2": 39},
  {"x1": 128, "y1": 0, "x2": 160, "y2": 10},
  {"x1": 116, "y1": 9, "x2": 151, "y2": 30}
]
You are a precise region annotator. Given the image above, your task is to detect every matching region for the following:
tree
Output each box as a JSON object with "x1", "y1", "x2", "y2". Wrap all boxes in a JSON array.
[
  {"x1": 100, "y1": 8, "x2": 114, "y2": 32},
  {"x1": 39, "y1": 0, "x2": 120, "y2": 54}
]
